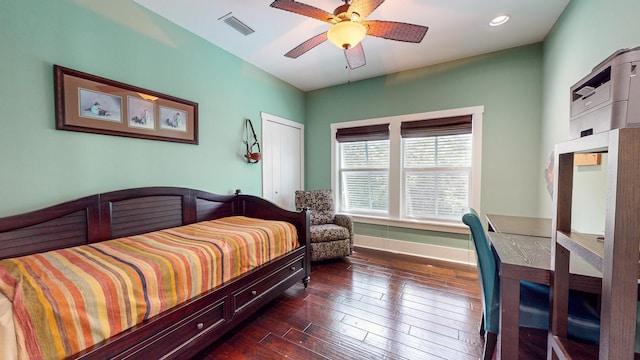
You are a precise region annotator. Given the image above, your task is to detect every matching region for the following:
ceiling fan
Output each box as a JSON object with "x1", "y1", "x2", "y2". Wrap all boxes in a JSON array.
[{"x1": 270, "y1": 0, "x2": 429, "y2": 69}]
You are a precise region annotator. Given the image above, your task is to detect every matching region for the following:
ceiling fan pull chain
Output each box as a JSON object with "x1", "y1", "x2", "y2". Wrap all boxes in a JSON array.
[{"x1": 346, "y1": 65, "x2": 351, "y2": 86}]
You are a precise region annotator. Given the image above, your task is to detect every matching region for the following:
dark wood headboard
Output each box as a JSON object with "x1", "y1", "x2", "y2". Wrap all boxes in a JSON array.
[
  {"x1": 0, "y1": 187, "x2": 309, "y2": 260},
  {"x1": 0, "y1": 195, "x2": 100, "y2": 259}
]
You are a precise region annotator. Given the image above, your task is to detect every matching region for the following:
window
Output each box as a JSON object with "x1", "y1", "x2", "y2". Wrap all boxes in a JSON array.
[
  {"x1": 337, "y1": 124, "x2": 390, "y2": 214},
  {"x1": 340, "y1": 140, "x2": 390, "y2": 213},
  {"x1": 331, "y1": 107, "x2": 482, "y2": 233},
  {"x1": 401, "y1": 116, "x2": 472, "y2": 221}
]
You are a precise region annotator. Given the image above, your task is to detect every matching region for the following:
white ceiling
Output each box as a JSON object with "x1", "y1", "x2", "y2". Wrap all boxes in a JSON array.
[{"x1": 133, "y1": 0, "x2": 569, "y2": 92}]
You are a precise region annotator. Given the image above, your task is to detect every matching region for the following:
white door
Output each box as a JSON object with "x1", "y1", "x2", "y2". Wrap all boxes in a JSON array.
[{"x1": 261, "y1": 112, "x2": 304, "y2": 210}]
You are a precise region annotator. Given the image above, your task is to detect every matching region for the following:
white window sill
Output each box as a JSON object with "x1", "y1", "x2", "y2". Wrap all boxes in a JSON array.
[{"x1": 343, "y1": 214, "x2": 470, "y2": 235}]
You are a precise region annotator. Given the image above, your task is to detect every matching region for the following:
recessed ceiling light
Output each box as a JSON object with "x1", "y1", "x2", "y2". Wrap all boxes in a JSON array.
[{"x1": 489, "y1": 15, "x2": 510, "y2": 27}]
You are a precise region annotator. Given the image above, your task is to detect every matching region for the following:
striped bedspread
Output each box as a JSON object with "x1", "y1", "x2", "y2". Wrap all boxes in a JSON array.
[{"x1": 0, "y1": 216, "x2": 298, "y2": 360}]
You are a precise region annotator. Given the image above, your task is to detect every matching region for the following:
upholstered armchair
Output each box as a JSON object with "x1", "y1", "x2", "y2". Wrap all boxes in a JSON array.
[{"x1": 295, "y1": 190, "x2": 353, "y2": 261}]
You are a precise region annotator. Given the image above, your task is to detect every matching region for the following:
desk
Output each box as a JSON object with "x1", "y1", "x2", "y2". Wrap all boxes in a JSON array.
[
  {"x1": 485, "y1": 216, "x2": 601, "y2": 360},
  {"x1": 486, "y1": 214, "x2": 552, "y2": 238}
]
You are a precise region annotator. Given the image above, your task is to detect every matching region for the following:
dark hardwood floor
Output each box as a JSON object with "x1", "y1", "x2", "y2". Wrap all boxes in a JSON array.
[{"x1": 193, "y1": 247, "x2": 547, "y2": 360}]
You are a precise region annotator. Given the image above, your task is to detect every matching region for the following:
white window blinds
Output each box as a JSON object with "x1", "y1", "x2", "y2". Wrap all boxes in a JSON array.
[
  {"x1": 337, "y1": 124, "x2": 390, "y2": 214},
  {"x1": 402, "y1": 115, "x2": 472, "y2": 220}
]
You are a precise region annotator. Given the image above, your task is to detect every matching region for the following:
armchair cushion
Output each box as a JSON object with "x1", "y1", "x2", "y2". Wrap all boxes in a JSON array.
[
  {"x1": 295, "y1": 190, "x2": 334, "y2": 225},
  {"x1": 309, "y1": 224, "x2": 350, "y2": 243}
]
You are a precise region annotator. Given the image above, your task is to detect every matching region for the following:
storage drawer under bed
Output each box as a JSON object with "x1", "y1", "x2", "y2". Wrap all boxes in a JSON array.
[
  {"x1": 116, "y1": 297, "x2": 228, "y2": 359},
  {"x1": 233, "y1": 256, "x2": 305, "y2": 313}
]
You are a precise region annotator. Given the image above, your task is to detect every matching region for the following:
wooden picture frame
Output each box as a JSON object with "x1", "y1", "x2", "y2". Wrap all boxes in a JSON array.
[{"x1": 54, "y1": 65, "x2": 198, "y2": 144}]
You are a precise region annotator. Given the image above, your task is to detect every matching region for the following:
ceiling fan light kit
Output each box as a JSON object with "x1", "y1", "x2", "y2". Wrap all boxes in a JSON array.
[
  {"x1": 327, "y1": 21, "x2": 367, "y2": 49},
  {"x1": 270, "y1": 0, "x2": 428, "y2": 69}
]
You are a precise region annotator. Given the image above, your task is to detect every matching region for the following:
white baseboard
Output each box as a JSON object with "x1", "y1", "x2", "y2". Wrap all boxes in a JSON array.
[{"x1": 354, "y1": 234, "x2": 477, "y2": 266}]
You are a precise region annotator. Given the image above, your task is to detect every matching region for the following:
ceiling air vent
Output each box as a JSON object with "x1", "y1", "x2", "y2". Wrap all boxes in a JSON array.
[{"x1": 218, "y1": 12, "x2": 255, "y2": 36}]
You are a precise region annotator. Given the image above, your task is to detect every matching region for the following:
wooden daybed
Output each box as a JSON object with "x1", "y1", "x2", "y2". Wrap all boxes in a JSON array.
[{"x1": 0, "y1": 186, "x2": 310, "y2": 359}]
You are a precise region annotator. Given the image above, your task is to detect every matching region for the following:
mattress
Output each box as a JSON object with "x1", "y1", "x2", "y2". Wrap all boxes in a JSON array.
[{"x1": 0, "y1": 216, "x2": 298, "y2": 360}]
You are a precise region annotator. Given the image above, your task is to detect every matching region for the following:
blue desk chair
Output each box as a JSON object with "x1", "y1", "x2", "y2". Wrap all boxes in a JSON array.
[{"x1": 462, "y1": 209, "x2": 600, "y2": 360}]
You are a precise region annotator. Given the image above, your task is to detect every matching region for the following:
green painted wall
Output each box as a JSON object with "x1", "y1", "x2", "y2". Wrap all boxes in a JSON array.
[
  {"x1": 0, "y1": 0, "x2": 305, "y2": 217},
  {"x1": 6, "y1": 0, "x2": 634, "y2": 252},
  {"x1": 539, "y1": 0, "x2": 640, "y2": 232},
  {"x1": 305, "y1": 44, "x2": 544, "y2": 249}
]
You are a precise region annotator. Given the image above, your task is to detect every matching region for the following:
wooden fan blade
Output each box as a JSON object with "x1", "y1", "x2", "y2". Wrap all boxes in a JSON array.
[
  {"x1": 364, "y1": 20, "x2": 428, "y2": 43},
  {"x1": 348, "y1": 0, "x2": 385, "y2": 20},
  {"x1": 344, "y1": 43, "x2": 366, "y2": 69},
  {"x1": 270, "y1": 0, "x2": 335, "y2": 23},
  {"x1": 284, "y1": 32, "x2": 328, "y2": 58}
]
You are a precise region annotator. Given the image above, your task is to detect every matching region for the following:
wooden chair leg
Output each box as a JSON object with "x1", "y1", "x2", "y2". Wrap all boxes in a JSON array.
[{"x1": 483, "y1": 332, "x2": 497, "y2": 360}]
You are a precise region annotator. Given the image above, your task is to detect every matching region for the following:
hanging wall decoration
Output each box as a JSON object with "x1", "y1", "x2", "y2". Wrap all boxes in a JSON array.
[
  {"x1": 243, "y1": 118, "x2": 261, "y2": 164},
  {"x1": 54, "y1": 65, "x2": 198, "y2": 144}
]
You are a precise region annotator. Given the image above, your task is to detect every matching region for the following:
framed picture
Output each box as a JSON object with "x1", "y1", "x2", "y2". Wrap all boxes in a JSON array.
[
  {"x1": 54, "y1": 65, "x2": 198, "y2": 144},
  {"x1": 79, "y1": 89, "x2": 123, "y2": 123},
  {"x1": 128, "y1": 96, "x2": 155, "y2": 130},
  {"x1": 159, "y1": 106, "x2": 188, "y2": 132}
]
